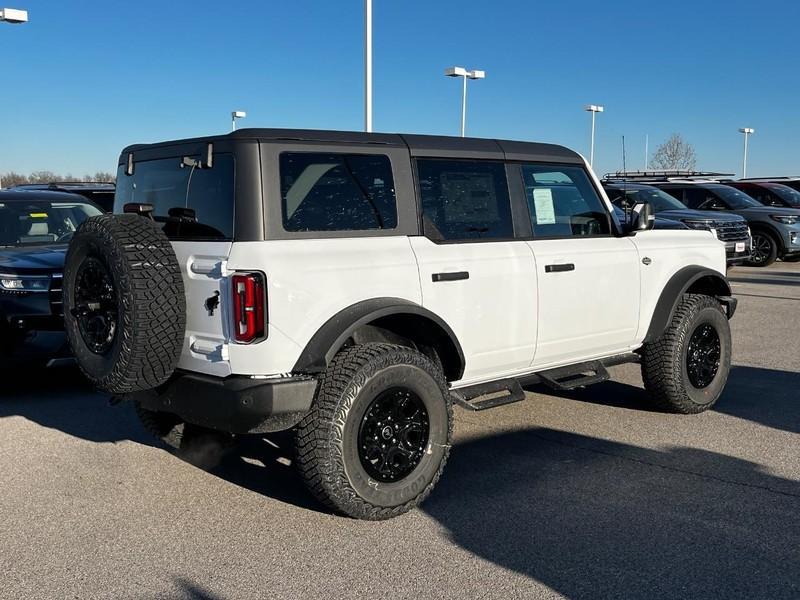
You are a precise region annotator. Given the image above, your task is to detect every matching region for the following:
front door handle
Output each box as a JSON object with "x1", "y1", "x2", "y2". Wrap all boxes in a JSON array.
[
  {"x1": 544, "y1": 263, "x2": 575, "y2": 273},
  {"x1": 432, "y1": 271, "x2": 470, "y2": 282}
]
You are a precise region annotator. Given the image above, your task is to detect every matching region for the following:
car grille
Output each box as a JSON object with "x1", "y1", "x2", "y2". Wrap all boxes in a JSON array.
[
  {"x1": 49, "y1": 273, "x2": 64, "y2": 317},
  {"x1": 714, "y1": 221, "x2": 750, "y2": 242}
]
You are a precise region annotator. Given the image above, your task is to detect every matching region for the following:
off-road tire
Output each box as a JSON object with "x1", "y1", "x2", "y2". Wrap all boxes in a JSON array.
[
  {"x1": 63, "y1": 214, "x2": 186, "y2": 394},
  {"x1": 134, "y1": 399, "x2": 185, "y2": 449},
  {"x1": 745, "y1": 231, "x2": 778, "y2": 267},
  {"x1": 295, "y1": 343, "x2": 453, "y2": 520},
  {"x1": 641, "y1": 294, "x2": 731, "y2": 413}
]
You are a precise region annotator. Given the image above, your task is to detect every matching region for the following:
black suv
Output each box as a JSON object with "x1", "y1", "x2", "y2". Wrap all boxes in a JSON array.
[
  {"x1": 602, "y1": 182, "x2": 751, "y2": 266},
  {"x1": 10, "y1": 182, "x2": 115, "y2": 212},
  {"x1": 0, "y1": 189, "x2": 103, "y2": 367},
  {"x1": 654, "y1": 182, "x2": 800, "y2": 267}
]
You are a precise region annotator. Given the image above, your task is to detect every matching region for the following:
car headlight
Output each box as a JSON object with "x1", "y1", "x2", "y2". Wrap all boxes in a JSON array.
[
  {"x1": 770, "y1": 215, "x2": 800, "y2": 225},
  {"x1": 681, "y1": 219, "x2": 713, "y2": 230},
  {"x1": 0, "y1": 273, "x2": 50, "y2": 292}
]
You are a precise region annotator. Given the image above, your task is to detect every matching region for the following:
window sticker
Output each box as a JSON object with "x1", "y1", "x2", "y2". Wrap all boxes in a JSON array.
[{"x1": 533, "y1": 188, "x2": 556, "y2": 224}]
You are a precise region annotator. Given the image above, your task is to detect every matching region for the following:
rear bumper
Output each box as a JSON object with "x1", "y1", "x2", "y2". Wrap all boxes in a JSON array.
[{"x1": 136, "y1": 372, "x2": 318, "y2": 435}]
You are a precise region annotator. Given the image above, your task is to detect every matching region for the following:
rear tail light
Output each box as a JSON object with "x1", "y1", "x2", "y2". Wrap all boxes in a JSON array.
[{"x1": 232, "y1": 272, "x2": 266, "y2": 343}]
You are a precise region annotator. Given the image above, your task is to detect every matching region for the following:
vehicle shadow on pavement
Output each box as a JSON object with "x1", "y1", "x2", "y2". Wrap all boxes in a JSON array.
[
  {"x1": 543, "y1": 365, "x2": 800, "y2": 435},
  {"x1": 0, "y1": 366, "x2": 155, "y2": 446},
  {"x1": 423, "y1": 427, "x2": 800, "y2": 600}
]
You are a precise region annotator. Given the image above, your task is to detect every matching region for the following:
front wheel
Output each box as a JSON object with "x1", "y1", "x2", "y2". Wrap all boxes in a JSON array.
[
  {"x1": 640, "y1": 294, "x2": 731, "y2": 414},
  {"x1": 745, "y1": 231, "x2": 778, "y2": 267},
  {"x1": 295, "y1": 343, "x2": 452, "y2": 520}
]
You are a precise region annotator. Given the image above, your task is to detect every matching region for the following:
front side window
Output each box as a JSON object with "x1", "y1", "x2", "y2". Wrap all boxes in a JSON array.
[
  {"x1": 416, "y1": 159, "x2": 513, "y2": 241},
  {"x1": 280, "y1": 153, "x2": 397, "y2": 232},
  {"x1": 115, "y1": 153, "x2": 235, "y2": 240},
  {"x1": 521, "y1": 164, "x2": 610, "y2": 238}
]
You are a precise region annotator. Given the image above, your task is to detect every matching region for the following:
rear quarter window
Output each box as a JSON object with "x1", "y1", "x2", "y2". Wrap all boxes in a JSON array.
[{"x1": 114, "y1": 154, "x2": 235, "y2": 240}]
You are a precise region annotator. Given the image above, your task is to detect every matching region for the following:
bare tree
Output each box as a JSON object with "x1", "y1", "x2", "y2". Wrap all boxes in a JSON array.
[
  {"x1": 1, "y1": 170, "x2": 116, "y2": 188},
  {"x1": 650, "y1": 134, "x2": 697, "y2": 170}
]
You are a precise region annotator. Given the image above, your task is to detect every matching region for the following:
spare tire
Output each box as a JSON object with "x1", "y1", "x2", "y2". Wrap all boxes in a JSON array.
[{"x1": 63, "y1": 214, "x2": 186, "y2": 394}]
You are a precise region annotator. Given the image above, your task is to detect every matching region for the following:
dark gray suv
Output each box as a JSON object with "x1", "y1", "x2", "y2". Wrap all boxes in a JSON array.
[{"x1": 655, "y1": 182, "x2": 800, "y2": 267}]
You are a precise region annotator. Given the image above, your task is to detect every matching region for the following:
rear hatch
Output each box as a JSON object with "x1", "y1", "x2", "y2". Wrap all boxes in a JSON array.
[{"x1": 114, "y1": 151, "x2": 235, "y2": 377}]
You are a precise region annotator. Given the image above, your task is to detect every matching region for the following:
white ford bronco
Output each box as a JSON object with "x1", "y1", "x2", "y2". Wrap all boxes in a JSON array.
[{"x1": 63, "y1": 129, "x2": 736, "y2": 520}]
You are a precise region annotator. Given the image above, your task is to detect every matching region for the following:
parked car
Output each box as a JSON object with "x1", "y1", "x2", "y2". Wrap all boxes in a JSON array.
[
  {"x1": 61, "y1": 129, "x2": 735, "y2": 520},
  {"x1": 602, "y1": 181, "x2": 751, "y2": 265},
  {"x1": 11, "y1": 182, "x2": 115, "y2": 212},
  {"x1": 652, "y1": 181, "x2": 800, "y2": 267},
  {"x1": 0, "y1": 189, "x2": 103, "y2": 367},
  {"x1": 738, "y1": 176, "x2": 800, "y2": 195},
  {"x1": 723, "y1": 180, "x2": 800, "y2": 209}
]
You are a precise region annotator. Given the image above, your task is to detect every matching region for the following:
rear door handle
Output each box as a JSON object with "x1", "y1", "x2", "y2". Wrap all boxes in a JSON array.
[
  {"x1": 432, "y1": 271, "x2": 470, "y2": 282},
  {"x1": 544, "y1": 263, "x2": 575, "y2": 273}
]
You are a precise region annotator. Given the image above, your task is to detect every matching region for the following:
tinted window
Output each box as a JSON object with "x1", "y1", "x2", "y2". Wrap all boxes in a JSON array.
[
  {"x1": 416, "y1": 159, "x2": 513, "y2": 241},
  {"x1": 522, "y1": 164, "x2": 610, "y2": 238},
  {"x1": 280, "y1": 153, "x2": 397, "y2": 232},
  {"x1": 115, "y1": 154, "x2": 235, "y2": 240},
  {"x1": 761, "y1": 183, "x2": 800, "y2": 208},
  {"x1": 604, "y1": 185, "x2": 687, "y2": 212},
  {"x1": 709, "y1": 185, "x2": 761, "y2": 209}
]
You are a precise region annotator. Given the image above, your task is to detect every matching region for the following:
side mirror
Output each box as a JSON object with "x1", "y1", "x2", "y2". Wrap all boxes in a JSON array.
[{"x1": 628, "y1": 201, "x2": 655, "y2": 233}]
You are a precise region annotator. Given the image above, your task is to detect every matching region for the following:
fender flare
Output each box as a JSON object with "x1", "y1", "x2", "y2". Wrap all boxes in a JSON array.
[
  {"x1": 292, "y1": 297, "x2": 465, "y2": 380},
  {"x1": 644, "y1": 266, "x2": 733, "y2": 343}
]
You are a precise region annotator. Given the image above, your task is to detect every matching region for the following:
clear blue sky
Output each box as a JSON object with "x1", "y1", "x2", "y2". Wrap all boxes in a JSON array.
[{"x1": 1, "y1": 0, "x2": 798, "y2": 178}]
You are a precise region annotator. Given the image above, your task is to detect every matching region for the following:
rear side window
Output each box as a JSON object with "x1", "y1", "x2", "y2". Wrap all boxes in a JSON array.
[
  {"x1": 416, "y1": 159, "x2": 513, "y2": 241},
  {"x1": 521, "y1": 164, "x2": 610, "y2": 238},
  {"x1": 115, "y1": 154, "x2": 235, "y2": 240},
  {"x1": 279, "y1": 153, "x2": 397, "y2": 232}
]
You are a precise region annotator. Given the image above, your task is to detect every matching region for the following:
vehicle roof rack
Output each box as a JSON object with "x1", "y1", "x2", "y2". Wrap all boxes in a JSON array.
[{"x1": 602, "y1": 170, "x2": 734, "y2": 183}]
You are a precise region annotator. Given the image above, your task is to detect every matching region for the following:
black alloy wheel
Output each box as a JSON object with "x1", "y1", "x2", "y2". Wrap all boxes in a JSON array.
[
  {"x1": 72, "y1": 257, "x2": 118, "y2": 355},
  {"x1": 357, "y1": 387, "x2": 430, "y2": 483},
  {"x1": 685, "y1": 323, "x2": 721, "y2": 389},
  {"x1": 748, "y1": 232, "x2": 776, "y2": 266}
]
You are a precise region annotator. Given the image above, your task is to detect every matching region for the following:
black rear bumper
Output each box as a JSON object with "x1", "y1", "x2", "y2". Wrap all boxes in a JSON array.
[{"x1": 137, "y1": 372, "x2": 318, "y2": 435}]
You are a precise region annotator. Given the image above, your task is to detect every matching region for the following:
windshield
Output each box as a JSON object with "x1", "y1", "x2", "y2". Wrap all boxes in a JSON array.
[
  {"x1": 710, "y1": 185, "x2": 761, "y2": 209},
  {"x1": 763, "y1": 183, "x2": 800, "y2": 207},
  {"x1": 609, "y1": 186, "x2": 687, "y2": 212},
  {"x1": 0, "y1": 200, "x2": 102, "y2": 246}
]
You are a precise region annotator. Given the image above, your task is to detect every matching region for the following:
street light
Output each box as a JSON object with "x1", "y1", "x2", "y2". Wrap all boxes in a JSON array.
[
  {"x1": 231, "y1": 110, "x2": 246, "y2": 132},
  {"x1": 0, "y1": 7, "x2": 27, "y2": 23},
  {"x1": 584, "y1": 104, "x2": 604, "y2": 168},
  {"x1": 445, "y1": 66, "x2": 485, "y2": 137},
  {"x1": 739, "y1": 127, "x2": 755, "y2": 178},
  {"x1": 364, "y1": 0, "x2": 372, "y2": 133},
  {"x1": 0, "y1": 7, "x2": 27, "y2": 189}
]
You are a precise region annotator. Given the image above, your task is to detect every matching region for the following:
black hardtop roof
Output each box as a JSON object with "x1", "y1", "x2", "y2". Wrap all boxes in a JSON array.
[
  {"x1": 0, "y1": 188, "x2": 97, "y2": 203},
  {"x1": 119, "y1": 128, "x2": 583, "y2": 164}
]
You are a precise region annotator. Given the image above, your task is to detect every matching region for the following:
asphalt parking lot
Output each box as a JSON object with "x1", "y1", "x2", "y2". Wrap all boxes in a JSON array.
[{"x1": 1, "y1": 262, "x2": 798, "y2": 600}]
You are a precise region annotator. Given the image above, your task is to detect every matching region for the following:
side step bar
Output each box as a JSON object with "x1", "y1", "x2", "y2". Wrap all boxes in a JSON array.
[
  {"x1": 451, "y1": 378, "x2": 526, "y2": 411},
  {"x1": 450, "y1": 353, "x2": 640, "y2": 410}
]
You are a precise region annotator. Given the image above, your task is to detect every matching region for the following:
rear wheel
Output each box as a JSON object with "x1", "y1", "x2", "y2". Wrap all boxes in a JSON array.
[
  {"x1": 745, "y1": 231, "x2": 778, "y2": 267},
  {"x1": 295, "y1": 343, "x2": 452, "y2": 520},
  {"x1": 641, "y1": 294, "x2": 731, "y2": 414}
]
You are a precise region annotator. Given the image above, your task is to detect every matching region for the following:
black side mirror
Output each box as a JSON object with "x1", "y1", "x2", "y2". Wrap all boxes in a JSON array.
[{"x1": 628, "y1": 201, "x2": 655, "y2": 233}]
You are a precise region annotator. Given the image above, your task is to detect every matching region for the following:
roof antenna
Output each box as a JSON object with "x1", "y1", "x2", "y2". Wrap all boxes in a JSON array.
[{"x1": 622, "y1": 135, "x2": 630, "y2": 222}]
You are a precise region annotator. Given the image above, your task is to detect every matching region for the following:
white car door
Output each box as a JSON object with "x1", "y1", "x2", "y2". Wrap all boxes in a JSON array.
[
  {"x1": 517, "y1": 163, "x2": 641, "y2": 368},
  {"x1": 410, "y1": 158, "x2": 537, "y2": 385}
]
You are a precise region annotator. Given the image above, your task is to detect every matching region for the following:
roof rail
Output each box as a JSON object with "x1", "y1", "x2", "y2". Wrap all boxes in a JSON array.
[
  {"x1": 739, "y1": 176, "x2": 800, "y2": 182},
  {"x1": 602, "y1": 170, "x2": 734, "y2": 183}
]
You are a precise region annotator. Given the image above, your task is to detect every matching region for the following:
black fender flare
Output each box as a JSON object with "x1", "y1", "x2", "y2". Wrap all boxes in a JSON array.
[
  {"x1": 292, "y1": 297, "x2": 465, "y2": 380},
  {"x1": 644, "y1": 266, "x2": 734, "y2": 343}
]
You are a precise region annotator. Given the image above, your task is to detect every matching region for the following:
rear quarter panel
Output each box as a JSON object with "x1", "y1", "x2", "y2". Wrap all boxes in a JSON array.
[{"x1": 225, "y1": 237, "x2": 422, "y2": 375}]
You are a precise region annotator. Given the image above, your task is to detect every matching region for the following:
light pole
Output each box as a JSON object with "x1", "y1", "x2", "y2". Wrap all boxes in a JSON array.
[
  {"x1": 231, "y1": 111, "x2": 246, "y2": 132},
  {"x1": 445, "y1": 67, "x2": 485, "y2": 137},
  {"x1": 0, "y1": 7, "x2": 27, "y2": 23},
  {"x1": 584, "y1": 104, "x2": 604, "y2": 167},
  {"x1": 0, "y1": 7, "x2": 28, "y2": 189},
  {"x1": 364, "y1": 0, "x2": 372, "y2": 133},
  {"x1": 739, "y1": 127, "x2": 754, "y2": 178}
]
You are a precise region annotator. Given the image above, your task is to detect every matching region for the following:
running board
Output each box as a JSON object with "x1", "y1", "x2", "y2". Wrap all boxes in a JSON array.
[
  {"x1": 538, "y1": 360, "x2": 610, "y2": 391},
  {"x1": 451, "y1": 379, "x2": 526, "y2": 411}
]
